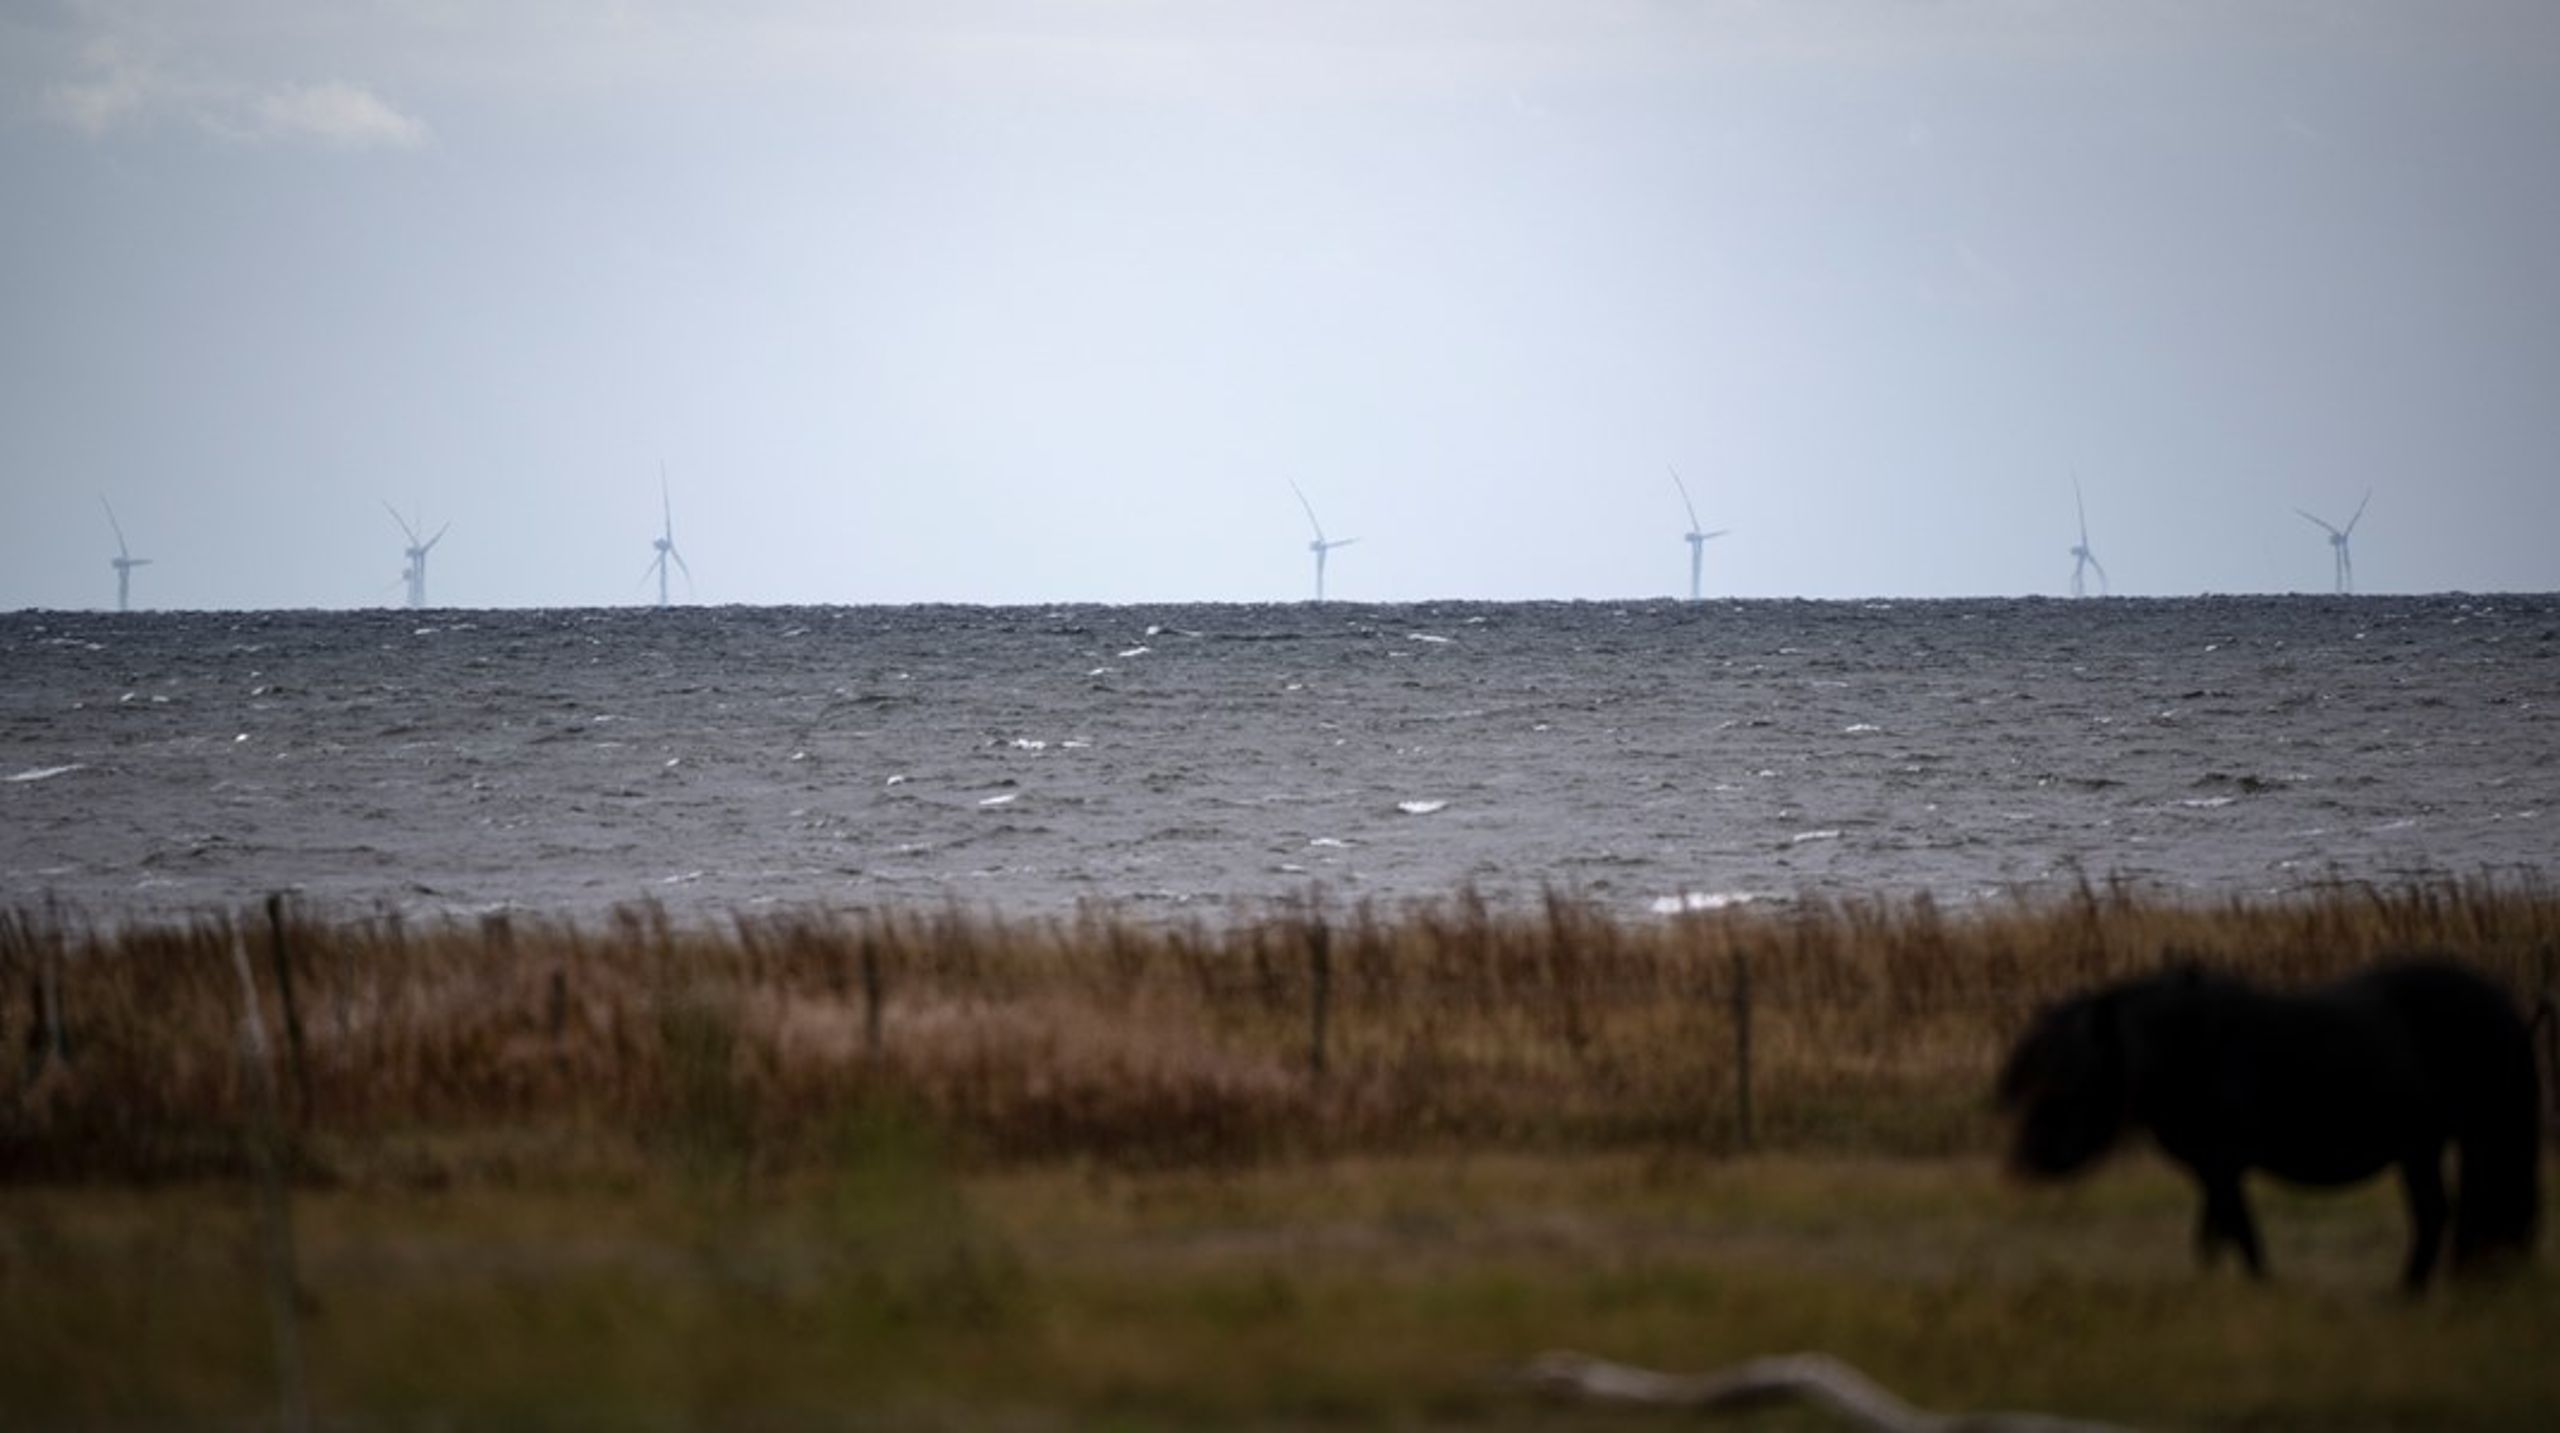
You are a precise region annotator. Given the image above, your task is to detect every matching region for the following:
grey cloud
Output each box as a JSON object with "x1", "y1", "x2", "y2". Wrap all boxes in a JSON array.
[
  {"x1": 30, "y1": 5, "x2": 427, "y2": 149},
  {"x1": 239, "y1": 80, "x2": 428, "y2": 149}
]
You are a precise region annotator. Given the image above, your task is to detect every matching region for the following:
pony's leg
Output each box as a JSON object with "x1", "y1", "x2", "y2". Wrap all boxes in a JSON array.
[
  {"x1": 2192, "y1": 1194, "x2": 2226, "y2": 1266},
  {"x1": 2195, "y1": 1169, "x2": 2265, "y2": 1277},
  {"x1": 2397, "y1": 1153, "x2": 2449, "y2": 1293}
]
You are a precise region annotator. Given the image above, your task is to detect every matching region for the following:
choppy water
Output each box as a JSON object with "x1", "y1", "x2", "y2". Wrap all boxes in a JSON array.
[{"x1": 4, "y1": 596, "x2": 2555, "y2": 923}]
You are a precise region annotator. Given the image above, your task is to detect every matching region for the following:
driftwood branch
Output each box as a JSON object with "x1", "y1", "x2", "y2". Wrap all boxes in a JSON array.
[{"x1": 1515, "y1": 1351, "x2": 2136, "y2": 1433}]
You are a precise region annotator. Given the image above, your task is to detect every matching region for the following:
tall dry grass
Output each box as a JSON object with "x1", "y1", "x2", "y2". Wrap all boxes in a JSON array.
[{"x1": 3, "y1": 879, "x2": 2555, "y2": 1181}]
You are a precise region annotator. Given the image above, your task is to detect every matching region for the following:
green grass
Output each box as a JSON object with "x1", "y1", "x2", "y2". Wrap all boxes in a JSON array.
[{"x1": 6, "y1": 1152, "x2": 2556, "y2": 1429}]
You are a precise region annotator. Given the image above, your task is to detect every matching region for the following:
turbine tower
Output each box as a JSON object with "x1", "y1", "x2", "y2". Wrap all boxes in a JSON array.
[
  {"x1": 1667, "y1": 464, "x2": 1730, "y2": 602},
  {"x1": 383, "y1": 502, "x2": 448, "y2": 609},
  {"x1": 644, "y1": 465, "x2": 692, "y2": 608},
  {"x1": 1289, "y1": 480, "x2": 1358, "y2": 601},
  {"x1": 101, "y1": 498, "x2": 151, "y2": 613},
  {"x1": 2294, "y1": 490, "x2": 2371, "y2": 595},
  {"x1": 2069, "y1": 481, "x2": 2108, "y2": 598}
]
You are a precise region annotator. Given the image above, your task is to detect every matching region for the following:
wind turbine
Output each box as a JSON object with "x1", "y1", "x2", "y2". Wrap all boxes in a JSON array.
[
  {"x1": 2069, "y1": 481, "x2": 2107, "y2": 598},
  {"x1": 2294, "y1": 490, "x2": 2370, "y2": 595},
  {"x1": 1289, "y1": 480, "x2": 1358, "y2": 601},
  {"x1": 1667, "y1": 464, "x2": 1730, "y2": 602},
  {"x1": 383, "y1": 502, "x2": 448, "y2": 609},
  {"x1": 100, "y1": 498, "x2": 151, "y2": 613},
  {"x1": 643, "y1": 465, "x2": 692, "y2": 608}
]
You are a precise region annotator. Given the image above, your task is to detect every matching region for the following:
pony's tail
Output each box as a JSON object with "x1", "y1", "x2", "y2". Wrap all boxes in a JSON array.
[{"x1": 2452, "y1": 1004, "x2": 2544, "y2": 1272}]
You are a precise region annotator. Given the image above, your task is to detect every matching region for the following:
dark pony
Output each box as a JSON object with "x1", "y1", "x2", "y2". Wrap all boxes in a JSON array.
[{"x1": 1998, "y1": 958, "x2": 2540, "y2": 1290}]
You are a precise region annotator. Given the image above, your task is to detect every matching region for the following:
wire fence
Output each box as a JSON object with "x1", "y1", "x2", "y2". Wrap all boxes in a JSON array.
[{"x1": 4, "y1": 876, "x2": 2556, "y2": 1177}]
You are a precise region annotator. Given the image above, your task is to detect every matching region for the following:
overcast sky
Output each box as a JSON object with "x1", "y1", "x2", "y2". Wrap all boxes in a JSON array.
[{"x1": 4, "y1": 2, "x2": 2557, "y2": 609}]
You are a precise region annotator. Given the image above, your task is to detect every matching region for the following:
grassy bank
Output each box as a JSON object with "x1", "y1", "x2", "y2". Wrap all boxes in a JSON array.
[{"x1": 4, "y1": 880, "x2": 2556, "y2": 1427}]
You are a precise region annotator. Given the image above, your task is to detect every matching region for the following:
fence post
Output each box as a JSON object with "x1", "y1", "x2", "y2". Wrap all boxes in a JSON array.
[
  {"x1": 38, "y1": 929, "x2": 67, "y2": 1073},
  {"x1": 1731, "y1": 947, "x2": 1755, "y2": 1152},
  {"x1": 228, "y1": 931, "x2": 312, "y2": 1433},
  {"x1": 1308, "y1": 915, "x2": 1332, "y2": 1081},
  {"x1": 860, "y1": 933, "x2": 884, "y2": 1065},
  {"x1": 264, "y1": 894, "x2": 312, "y2": 1128}
]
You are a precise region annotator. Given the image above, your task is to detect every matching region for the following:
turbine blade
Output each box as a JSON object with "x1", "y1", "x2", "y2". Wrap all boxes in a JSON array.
[
  {"x1": 2075, "y1": 479, "x2": 2090, "y2": 546},
  {"x1": 2293, "y1": 508, "x2": 2340, "y2": 536},
  {"x1": 1288, "y1": 480, "x2": 1326, "y2": 541},
  {"x1": 100, "y1": 497, "x2": 131, "y2": 558},
  {"x1": 1332, "y1": 536, "x2": 1360, "y2": 549},
  {"x1": 1667, "y1": 464, "x2": 1703, "y2": 531},
  {"x1": 2344, "y1": 488, "x2": 2371, "y2": 535},
  {"x1": 1700, "y1": 529, "x2": 1731, "y2": 540},
  {"x1": 670, "y1": 547, "x2": 693, "y2": 581},
  {"x1": 2089, "y1": 555, "x2": 2108, "y2": 588},
  {"x1": 661, "y1": 464, "x2": 674, "y2": 538},
  {"x1": 424, "y1": 522, "x2": 450, "y2": 552},
  {"x1": 382, "y1": 500, "x2": 420, "y2": 544}
]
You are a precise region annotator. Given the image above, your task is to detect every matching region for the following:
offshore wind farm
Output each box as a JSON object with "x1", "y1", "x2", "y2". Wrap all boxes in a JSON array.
[{"x1": 27, "y1": 477, "x2": 2461, "y2": 612}]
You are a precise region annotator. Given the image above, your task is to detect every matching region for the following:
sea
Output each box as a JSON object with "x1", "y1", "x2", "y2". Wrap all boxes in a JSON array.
[{"x1": 4, "y1": 595, "x2": 2554, "y2": 926}]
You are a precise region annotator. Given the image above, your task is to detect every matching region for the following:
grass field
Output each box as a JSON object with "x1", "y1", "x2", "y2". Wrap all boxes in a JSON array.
[{"x1": 4, "y1": 879, "x2": 2556, "y2": 1427}]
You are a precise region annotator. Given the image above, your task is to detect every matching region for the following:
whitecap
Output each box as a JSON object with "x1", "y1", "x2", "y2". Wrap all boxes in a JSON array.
[
  {"x1": 5, "y1": 764, "x2": 83, "y2": 783},
  {"x1": 2178, "y1": 796, "x2": 2234, "y2": 809},
  {"x1": 1843, "y1": 723, "x2": 1881, "y2": 734},
  {"x1": 1308, "y1": 836, "x2": 1351, "y2": 848},
  {"x1": 1116, "y1": 645, "x2": 1152, "y2": 659},
  {"x1": 1009, "y1": 738, "x2": 1048, "y2": 751},
  {"x1": 1407, "y1": 632, "x2": 1452, "y2": 644},
  {"x1": 1396, "y1": 799, "x2": 1447, "y2": 815},
  {"x1": 1650, "y1": 891, "x2": 1759, "y2": 914},
  {"x1": 1789, "y1": 829, "x2": 1841, "y2": 844},
  {"x1": 978, "y1": 792, "x2": 1020, "y2": 807}
]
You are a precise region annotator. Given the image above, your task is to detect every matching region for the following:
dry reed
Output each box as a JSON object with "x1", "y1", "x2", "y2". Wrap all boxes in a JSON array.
[{"x1": 4, "y1": 877, "x2": 2554, "y2": 1181}]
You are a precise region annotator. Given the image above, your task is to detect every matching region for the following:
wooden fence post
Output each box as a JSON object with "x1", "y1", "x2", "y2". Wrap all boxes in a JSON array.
[
  {"x1": 38, "y1": 930, "x2": 67, "y2": 1073},
  {"x1": 860, "y1": 933, "x2": 884, "y2": 1065},
  {"x1": 1308, "y1": 915, "x2": 1332, "y2": 1081},
  {"x1": 1731, "y1": 947, "x2": 1755, "y2": 1152},
  {"x1": 228, "y1": 932, "x2": 311, "y2": 1433},
  {"x1": 264, "y1": 895, "x2": 312, "y2": 1128}
]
